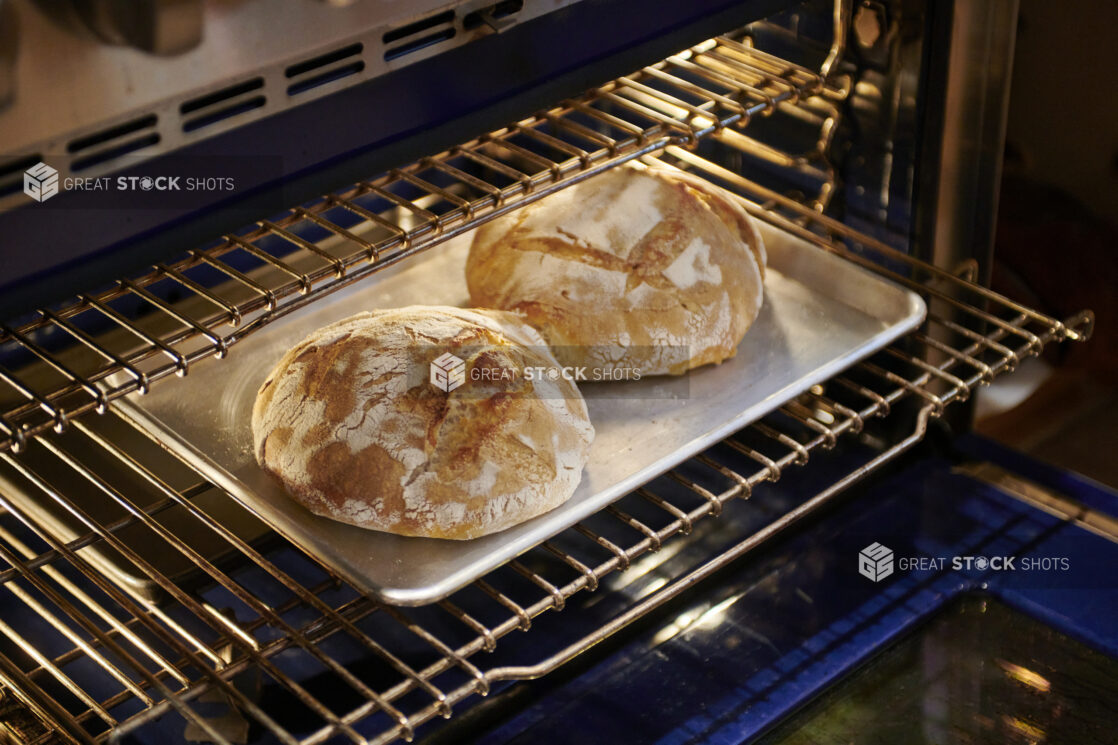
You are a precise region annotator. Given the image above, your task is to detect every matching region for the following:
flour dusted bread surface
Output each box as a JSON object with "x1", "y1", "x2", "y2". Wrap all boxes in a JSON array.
[
  {"x1": 251, "y1": 307, "x2": 594, "y2": 540},
  {"x1": 466, "y1": 163, "x2": 766, "y2": 376}
]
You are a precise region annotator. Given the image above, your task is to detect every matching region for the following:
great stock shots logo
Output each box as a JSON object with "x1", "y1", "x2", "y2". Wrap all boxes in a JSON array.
[
  {"x1": 858, "y1": 542, "x2": 895, "y2": 582},
  {"x1": 425, "y1": 346, "x2": 650, "y2": 397},
  {"x1": 856, "y1": 541, "x2": 1073, "y2": 585},
  {"x1": 23, "y1": 162, "x2": 59, "y2": 202},
  {"x1": 11, "y1": 155, "x2": 279, "y2": 209},
  {"x1": 430, "y1": 353, "x2": 466, "y2": 393}
]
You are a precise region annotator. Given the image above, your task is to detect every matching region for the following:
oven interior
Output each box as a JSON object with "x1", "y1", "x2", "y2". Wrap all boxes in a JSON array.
[{"x1": 0, "y1": 1, "x2": 1103, "y2": 743}]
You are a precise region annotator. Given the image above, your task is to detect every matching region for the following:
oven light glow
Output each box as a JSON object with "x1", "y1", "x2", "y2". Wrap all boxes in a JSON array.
[
  {"x1": 637, "y1": 576, "x2": 669, "y2": 599},
  {"x1": 695, "y1": 594, "x2": 739, "y2": 629},
  {"x1": 996, "y1": 659, "x2": 1052, "y2": 693},
  {"x1": 610, "y1": 540, "x2": 689, "y2": 589},
  {"x1": 652, "y1": 610, "x2": 699, "y2": 645},
  {"x1": 651, "y1": 592, "x2": 746, "y2": 644},
  {"x1": 1002, "y1": 715, "x2": 1046, "y2": 741}
]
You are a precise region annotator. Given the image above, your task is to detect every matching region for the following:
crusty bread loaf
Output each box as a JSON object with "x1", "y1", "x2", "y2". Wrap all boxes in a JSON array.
[
  {"x1": 466, "y1": 163, "x2": 766, "y2": 376},
  {"x1": 251, "y1": 306, "x2": 594, "y2": 540}
]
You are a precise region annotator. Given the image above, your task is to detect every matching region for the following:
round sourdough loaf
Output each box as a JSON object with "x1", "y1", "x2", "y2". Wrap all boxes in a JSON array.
[
  {"x1": 251, "y1": 306, "x2": 594, "y2": 540},
  {"x1": 466, "y1": 163, "x2": 766, "y2": 376}
]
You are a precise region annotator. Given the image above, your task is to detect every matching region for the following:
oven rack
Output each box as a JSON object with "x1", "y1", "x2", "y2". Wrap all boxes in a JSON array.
[
  {"x1": 0, "y1": 161, "x2": 1091, "y2": 744},
  {"x1": 0, "y1": 30, "x2": 845, "y2": 457},
  {"x1": 0, "y1": 18, "x2": 1095, "y2": 745}
]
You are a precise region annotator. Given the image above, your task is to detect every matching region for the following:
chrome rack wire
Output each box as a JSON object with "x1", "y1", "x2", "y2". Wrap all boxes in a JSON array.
[
  {"x1": 0, "y1": 14, "x2": 1094, "y2": 745},
  {"x1": 0, "y1": 31, "x2": 836, "y2": 456}
]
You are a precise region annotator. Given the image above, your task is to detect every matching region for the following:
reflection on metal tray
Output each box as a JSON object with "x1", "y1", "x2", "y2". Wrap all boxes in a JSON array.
[{"x1": 114, "y1": 221, "x2": 926, "y2": 605}]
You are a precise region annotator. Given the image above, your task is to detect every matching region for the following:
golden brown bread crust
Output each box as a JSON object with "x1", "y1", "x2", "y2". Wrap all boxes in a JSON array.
[
  {"x1": 646, "y1": 165, "x2": 766, "y2": 279},
  {"x1": 252, "y1": 307, "x2": 594, "y2": 540},
  {"x1": 465, "y1": 164, "x2": 765, "y2": 376}
]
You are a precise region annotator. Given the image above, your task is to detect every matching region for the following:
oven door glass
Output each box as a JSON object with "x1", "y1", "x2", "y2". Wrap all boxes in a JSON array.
[{"x1": 759, "y1": 594, "x2": 1118, "y2": 745}]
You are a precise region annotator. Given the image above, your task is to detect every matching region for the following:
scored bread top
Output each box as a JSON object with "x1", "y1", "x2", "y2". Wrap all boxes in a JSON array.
[
  {"x1": 251, "y1": 306, "x2": 594, "y2": 540},
  {"x1": 645, "y1": 165, "x2": 766, "y2": 278},
  {"x1": 466, "y1": 163, "x2": 765, "y2": 376}
]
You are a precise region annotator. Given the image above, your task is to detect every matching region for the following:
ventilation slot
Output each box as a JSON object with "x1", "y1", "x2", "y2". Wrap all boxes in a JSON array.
[
  {"x1": 70, "y1": 134, "x2": 160, "y2": 172},
  {"x1": 181, "y1": 78, "x2": 266, "y2": 132},
  {"x1": 67, "y1": 115, "x2": 160, "y2": 172},
  {"x1": 384, "y1": 11, "x2": 456, "y2": 61},
  {"x1": 67, "y1": 115, "x2": 157, "y2": 154},
  {"x1": 285, "y1": 43, "x2": 365, "y2": 96},
  {"x1": 463, "y1": 0, "x2": 523, "y2": 30},
  {"x1": 0, "y1": 154, "x2": 42, "y2": 198}
]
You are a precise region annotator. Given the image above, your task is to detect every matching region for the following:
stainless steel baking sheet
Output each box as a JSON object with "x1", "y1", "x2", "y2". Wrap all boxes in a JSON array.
[{"x1": 115, "y1": 222, "x2": 926, "y2": 605}]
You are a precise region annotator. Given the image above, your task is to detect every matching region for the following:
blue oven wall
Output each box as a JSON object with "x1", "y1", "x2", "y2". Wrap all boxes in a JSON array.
[{"x1": 416, "y1": 437, "x2": 1118, "y2": 745}]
